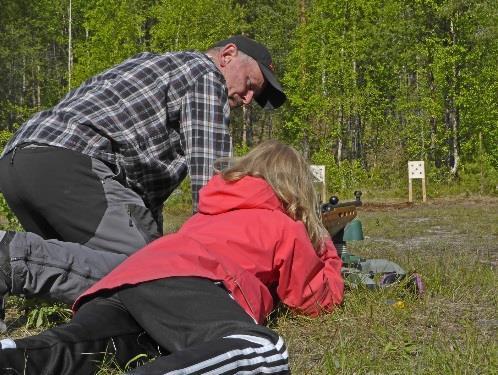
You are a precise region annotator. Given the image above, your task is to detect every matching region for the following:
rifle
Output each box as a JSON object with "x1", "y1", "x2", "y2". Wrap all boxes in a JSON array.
[
  {"x1": 321, "y1": 192, "x2": 424, "y2": 294},
  {"x1": 321, "y1": 191, "x2": 362, "y2": 240},
  {"x1": 321, "y1": 191, "x2": 364, "y2": 266}
]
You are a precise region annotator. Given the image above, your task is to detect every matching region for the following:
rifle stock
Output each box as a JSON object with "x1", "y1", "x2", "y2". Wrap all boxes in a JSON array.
[
  {"x1": 321, "y1": 191, "x2": 362, "y2": 238},
  {"x1": 322, "y1": 206, "x2": 357, "y2": 237}
]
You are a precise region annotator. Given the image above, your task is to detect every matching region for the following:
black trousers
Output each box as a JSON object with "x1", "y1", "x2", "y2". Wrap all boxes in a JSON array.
[
  {"x1": 0, "y1": 145, "x2": 161, "y2": 243},
  {"x1": 0, "y1": 145, "x2": 161, "y2": 304},
  {"x1": 0, "y1": 278, "x2": 289, "y2": 375}
]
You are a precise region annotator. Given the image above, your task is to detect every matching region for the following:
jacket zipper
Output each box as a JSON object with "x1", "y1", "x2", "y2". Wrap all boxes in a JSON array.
[
  {"x1": 127, "y1": 206, "x2": 133, "y2": 227},
  {"x1": 232, "y1": 278, "x2": 257, "y2": 321}
]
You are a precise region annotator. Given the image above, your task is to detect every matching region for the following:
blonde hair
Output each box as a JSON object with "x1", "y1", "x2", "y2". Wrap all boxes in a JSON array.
[{"x1": 219, "y1": 140, "x2": 327, "y2": 253}]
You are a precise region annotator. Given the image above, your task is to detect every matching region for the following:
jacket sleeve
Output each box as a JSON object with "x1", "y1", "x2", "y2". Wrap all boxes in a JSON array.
[{"x1": 275, "y1": 222, "x2": 344, "y2": 316}]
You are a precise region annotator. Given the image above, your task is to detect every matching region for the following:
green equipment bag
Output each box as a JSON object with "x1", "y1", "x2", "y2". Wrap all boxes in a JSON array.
[
  {"x1": 322, "y1": 194, "x2": 425, "y2": 295},
  {"x1": 336, "y1": 242, "x2": 425, "y2": 295}
]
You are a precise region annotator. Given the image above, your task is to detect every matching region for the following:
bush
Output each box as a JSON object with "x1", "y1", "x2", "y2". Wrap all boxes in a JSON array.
[{"x1": 0, "y1": 130, "x2": 13, "y2": 154}]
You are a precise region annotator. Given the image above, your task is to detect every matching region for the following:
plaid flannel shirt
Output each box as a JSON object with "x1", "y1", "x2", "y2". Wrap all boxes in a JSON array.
[{"x1": 2, "y1": 52, "x2": 232, "y2": 221}]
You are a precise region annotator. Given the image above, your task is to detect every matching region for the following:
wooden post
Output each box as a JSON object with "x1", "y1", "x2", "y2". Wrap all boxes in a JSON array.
[
  {"x1": 408, "y1": 161, "x2": 427, "y2": 203},
  {"x1": 408, "y1": 178, "x2": 413, "y2": 203},
  {"x1": 422, "y1": 177, "x2": 427, "y2": 202}
]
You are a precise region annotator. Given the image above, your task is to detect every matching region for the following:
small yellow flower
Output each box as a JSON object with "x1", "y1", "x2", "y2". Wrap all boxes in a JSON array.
[{"x1": 393, "y1": 300, "x2": 406, "y2": 309}]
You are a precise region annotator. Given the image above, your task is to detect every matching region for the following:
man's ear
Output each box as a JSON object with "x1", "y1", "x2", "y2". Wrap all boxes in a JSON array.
[{"x1": 219, "y1": 43, "x2": 238, "y2": 67}]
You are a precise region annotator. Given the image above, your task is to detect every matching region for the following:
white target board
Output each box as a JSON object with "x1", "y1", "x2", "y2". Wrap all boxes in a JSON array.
[
  {"x1": 310, "y1": 165, "x2": 327, "y2": 203},
  {"x1": 408, "y1": 161, "x2": 425, "y2": 179},
  {"x1": 310, "y1": 165, "x2": 325, "y2": 182}
]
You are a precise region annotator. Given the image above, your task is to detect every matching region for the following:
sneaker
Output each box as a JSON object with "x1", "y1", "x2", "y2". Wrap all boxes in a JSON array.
[
  {"x1": 0, "y1": 338, "x2": 16, "y2": 349},
  {"x1": 379, "y1": 271, "x2": 425, "y2": 296},
  {"x1": 379, "y1": 272, "x2": 402, "y2": 287},
  {"x1": 406, "y1": 273, "x2": 425, "y2": 295}
]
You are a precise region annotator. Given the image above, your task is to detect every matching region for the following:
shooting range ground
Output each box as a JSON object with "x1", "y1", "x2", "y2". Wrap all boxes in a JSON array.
[
  {"x1": 1, "y1": 196, "x2": 496, "y2": 374},
  {"x1": 275, "y1": 196, "x2": 497, "y2": 374}
]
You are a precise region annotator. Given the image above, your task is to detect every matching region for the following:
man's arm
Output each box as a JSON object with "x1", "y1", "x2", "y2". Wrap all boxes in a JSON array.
[{"x1": 180, "y1": 71, "x2": 232, "y2": 211}]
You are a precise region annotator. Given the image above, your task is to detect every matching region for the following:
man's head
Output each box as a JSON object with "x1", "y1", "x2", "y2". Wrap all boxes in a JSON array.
[{"x1": 207, "y1": 36, "x2": 286, "y2": 109}]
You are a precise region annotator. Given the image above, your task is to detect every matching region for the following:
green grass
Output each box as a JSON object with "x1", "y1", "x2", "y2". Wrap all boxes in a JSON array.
[
  {"x1": 1, "y1": 196, "x2": 497, "y2": 374},
  {"x1": 274, "y1": 196, "x2": 497, "y2": 374}
]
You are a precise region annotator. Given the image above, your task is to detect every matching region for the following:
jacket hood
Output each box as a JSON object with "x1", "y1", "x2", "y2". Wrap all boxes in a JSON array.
[{"x1": 198, "y1": 175, "x2": 284, "y2": 214}]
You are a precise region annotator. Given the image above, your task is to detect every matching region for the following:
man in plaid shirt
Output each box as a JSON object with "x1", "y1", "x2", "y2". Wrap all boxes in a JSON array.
[{"x1": 0, "y1": 35, "x2": 285, "y2": 330}]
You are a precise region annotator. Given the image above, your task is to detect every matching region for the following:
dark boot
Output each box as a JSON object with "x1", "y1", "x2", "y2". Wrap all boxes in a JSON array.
[{"x1": 0, "y1": 231, "x2": 15, "y2": 332}]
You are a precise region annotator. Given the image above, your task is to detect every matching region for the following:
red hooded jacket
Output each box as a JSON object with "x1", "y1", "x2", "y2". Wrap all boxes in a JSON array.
[{"x1": 74, "y1": 175, "x2": 344, "y2": 323}]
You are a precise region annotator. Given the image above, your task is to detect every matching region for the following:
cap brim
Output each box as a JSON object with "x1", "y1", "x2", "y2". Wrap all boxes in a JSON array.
[{"x1": 255, "y1": 63, "x2": 287, "y2": 110}]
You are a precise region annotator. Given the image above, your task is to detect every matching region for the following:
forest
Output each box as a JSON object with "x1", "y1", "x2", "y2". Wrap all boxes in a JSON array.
[
  {"x1": 0, "y1": 2, "x2": 497, "y2": 373},
  {"x1": 1, "y1": 0, "x2": 497, "y2": 196}
]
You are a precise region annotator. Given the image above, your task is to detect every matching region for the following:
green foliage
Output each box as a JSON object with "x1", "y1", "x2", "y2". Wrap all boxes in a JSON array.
[
  {"x1": 163, "y1": 177, "x2": 192, "y2": 213},
  {"x1": 312, "y1": 141, "x2": 404, "y2": 197},
  {"x1": 72, "y1": 0, "x2": 148, "y2": 85},
  {"x1": 148, "y1": 0, "x2": 246, "y2": 52},
  {"x1": 26, "y1": 302, "x2": 72, "y2": 329},
  {"x1": 233, "y1": 143, "x2": 250, "y2": 157},
  {"x1": 0, "y1": 0, "x2": 496, "y2": 196},
  {"x1": 0, "y1": 130, "x2": 21, "y2": 230},
  {"x1": 8, "y1": 297, "x2": 73, "y2": 329},
  {"x1": 279, "y1": 0, "x2": 498, "y2": 185},
  {"x1": 0, "y1": 130, "x2": 13, "y2": 152},
  {"x1": 0, "y1": 194, "x2": 21, "y2": 231}
]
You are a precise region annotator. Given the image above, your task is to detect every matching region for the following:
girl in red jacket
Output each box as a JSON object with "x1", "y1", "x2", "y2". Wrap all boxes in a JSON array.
[{"x1": 0, "y1": 140, "x2": 344, "y2": 375}]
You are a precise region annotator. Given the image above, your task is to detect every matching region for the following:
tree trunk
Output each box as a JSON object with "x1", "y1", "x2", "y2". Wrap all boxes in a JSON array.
[
  {"x1": 31, "y1": 63, "x2": 36, "y2": 107},
  {"x1": 37, "y1": 65, "x2": 41, "y2": 109},
  {"x1": 301, "y1": 136, "x2": 310, "y2": 160},
  {"x1": 337, "y1": 104, "x2": 344, "y2": 166},
  {"x1": 267, "y1": 114, "x2": 273, "y2": 139},
  {"x1": 448, "y1": 18, "x2": 460, "y2": 177},
  {"x1": 337, "y1": 137, "x2": 343, "y2": 166},
  {"x1": 242, "y1": 105, "x2": 253, "y2": 147},
  {"x1": 428, "y1": 70, "x2": 439, "y2": 166},
  {"x1": 68, "y1": 0, "x2": 73, "y2": 91},
  {"x1": 448, "y1": 105, "x2": 459, "y2": 177},
  {"x1": 21, "y1": 57, "x2": 26, "y2": 107},
  {"x1": 299, "y1": 0, "x2": 308, "y2": 157}
]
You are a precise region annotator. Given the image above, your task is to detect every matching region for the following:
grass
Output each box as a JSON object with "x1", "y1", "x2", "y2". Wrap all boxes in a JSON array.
[
  {"x1": 1, "y1": 196, "x2": 497, "y2": 374},
  {"x1": 274, "y1": 196, "x2": 498, "y2": 374}
]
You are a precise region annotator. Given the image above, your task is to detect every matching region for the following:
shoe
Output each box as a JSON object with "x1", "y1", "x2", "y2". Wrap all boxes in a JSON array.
[
  {"x1": 0, "y1": 231, "x2": 14, "y2": 332},
  {"x1": 406, "y1": 273, "x2": 425, "y2": 295},
  {"x1": 379, "y1": 271, "x2": 425, "y2": 296},
  {"x1": 379, "y1": 272, "x2": 402, "y2": 287}
]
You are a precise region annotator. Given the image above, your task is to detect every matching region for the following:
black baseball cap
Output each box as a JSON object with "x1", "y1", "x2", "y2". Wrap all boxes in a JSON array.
[{"x1": 214, "y1": 35, "x2": 286, "y2": 110}]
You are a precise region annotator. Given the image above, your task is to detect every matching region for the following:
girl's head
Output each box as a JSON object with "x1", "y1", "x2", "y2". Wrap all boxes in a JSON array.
[{"x1": 219, "y1": 140, "x2": 327, "y2": 252}]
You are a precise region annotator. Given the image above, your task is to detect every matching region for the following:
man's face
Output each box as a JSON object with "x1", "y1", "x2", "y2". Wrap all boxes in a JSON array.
[{"x1": 218, "y1": 45, "x2": 266, "y2": 108}]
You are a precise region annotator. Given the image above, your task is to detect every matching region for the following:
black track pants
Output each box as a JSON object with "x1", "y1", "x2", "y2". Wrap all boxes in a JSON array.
[
  {"x1": 0, "y1": 278, "x2": 289, "y2": 375},
  {"x1": 0, "y1": 295, "x2": 160, "y2": 374}
]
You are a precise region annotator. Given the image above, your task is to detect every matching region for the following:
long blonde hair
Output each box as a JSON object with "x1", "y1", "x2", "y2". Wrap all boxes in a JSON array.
[{"x1": 219, "y1": 140, "x2": 327, "y2": 252}]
